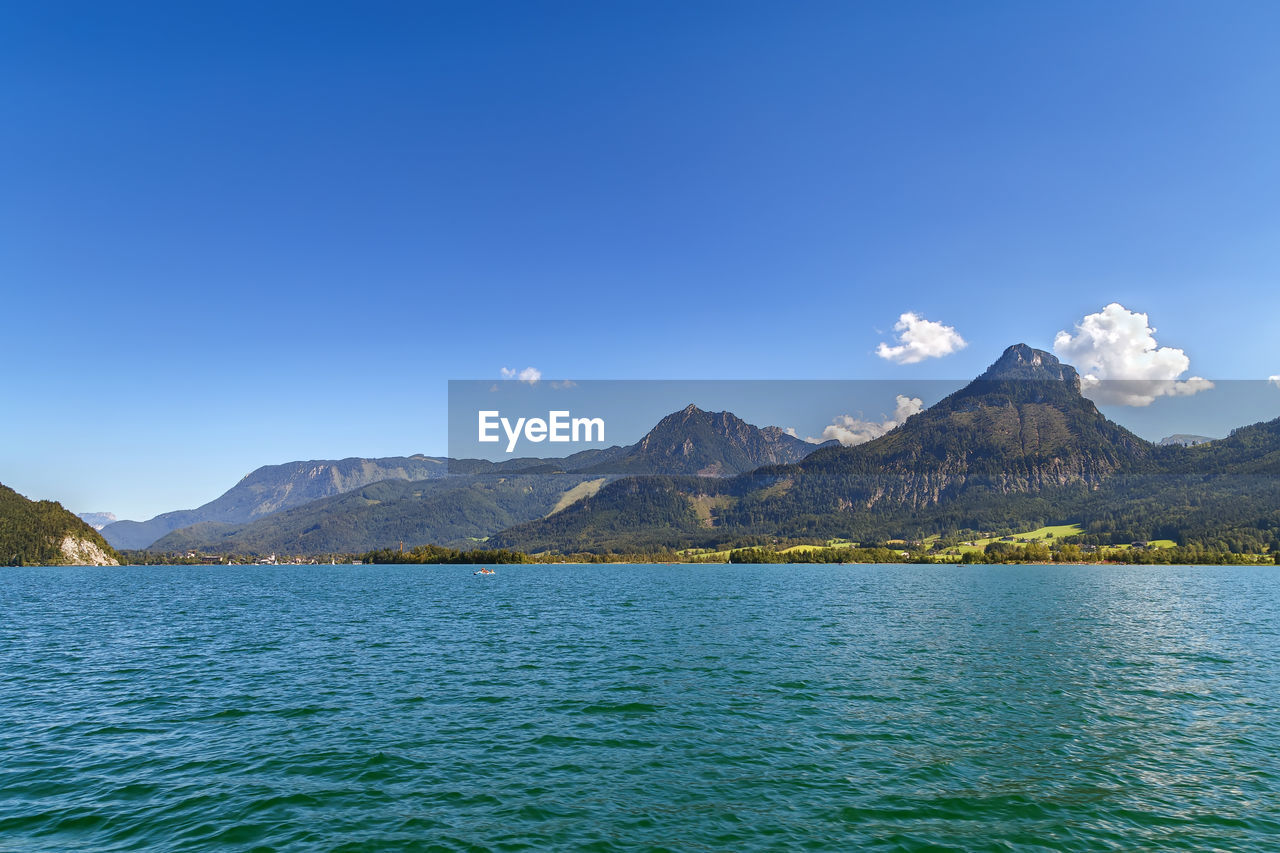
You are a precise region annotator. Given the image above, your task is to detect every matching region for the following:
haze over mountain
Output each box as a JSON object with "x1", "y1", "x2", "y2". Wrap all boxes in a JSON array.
[
  {"x1": 1159, "y1": 434, "x2": 1217, "y2": 447},
  {"x1": 77, "y1": 512, "x2": 117, "y2": 530},
  {"x1": 150, "y1": 473, "x2": 603, "y2": 555},
  {"x1": 100, "y1": 456, "x2": 451, "y2": 550}
]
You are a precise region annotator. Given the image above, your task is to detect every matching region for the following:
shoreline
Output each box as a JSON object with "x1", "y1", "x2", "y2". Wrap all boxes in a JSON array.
[{"x1": 18, "y1": 559, "x2": 1277, "y2": 569}]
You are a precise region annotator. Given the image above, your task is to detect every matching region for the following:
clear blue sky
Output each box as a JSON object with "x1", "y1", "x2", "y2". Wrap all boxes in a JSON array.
[{"x1": 2, "y1": 1, "x2": 1278, "y2": 519}]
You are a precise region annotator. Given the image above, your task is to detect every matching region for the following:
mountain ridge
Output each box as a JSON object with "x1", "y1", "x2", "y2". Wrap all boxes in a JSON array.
[
  {"x1": 100, "y1": 455, "x2": 452, "y2": 549},
  {"x1": 135, "y1": 407, "x2": 827, "y2": 554}
]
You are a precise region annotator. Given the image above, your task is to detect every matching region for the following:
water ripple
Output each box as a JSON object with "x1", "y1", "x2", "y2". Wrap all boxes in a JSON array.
[{"x1": 1, "y1": 563, "x2": 1278, "y2": 850}]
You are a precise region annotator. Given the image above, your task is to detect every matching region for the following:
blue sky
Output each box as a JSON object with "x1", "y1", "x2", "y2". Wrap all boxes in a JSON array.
[{"x1": 2, "y1": 1, "x2": 1278, "y2": 519}]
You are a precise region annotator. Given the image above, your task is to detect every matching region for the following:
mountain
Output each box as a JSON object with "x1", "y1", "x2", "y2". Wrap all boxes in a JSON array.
[
  {"x1": 587, "y1": 404, "x2": 823, "y2": 477},
  {"x1": 141, "y1": 407, "x2": 828, "y2": 555},
  {"x1": 100, "y1": 455, "x2": 451, "y2": 549},
  {"x1": 2, "y1": 483, "x2": 120, "y2": 566},
  {"x1": 77, "y1": 511, "x2": 118, "y2": 530},
  {"x1": 785, "y1": 343, "x2": 1150, "y2": 508},
  {"x1": 1159, "y1": 434, "x2": 1216, "y2": 447},
  {"x1": 489, "y1": 344, "x2": 1161, "y2": 552}
]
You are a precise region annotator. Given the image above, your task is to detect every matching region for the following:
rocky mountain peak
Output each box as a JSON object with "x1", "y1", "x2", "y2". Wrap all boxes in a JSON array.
[
  {"x1": 978, "y1": 344, "x2": 1081, "y2": 389},
  {"x1": 619, "y1": 405, "x2": 819, "y2": 476}
]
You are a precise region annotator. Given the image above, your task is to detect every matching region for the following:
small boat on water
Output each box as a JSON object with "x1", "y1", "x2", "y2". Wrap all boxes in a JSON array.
[{"x1": 473, "y1": 567, "x2": 495, "y2": 575}]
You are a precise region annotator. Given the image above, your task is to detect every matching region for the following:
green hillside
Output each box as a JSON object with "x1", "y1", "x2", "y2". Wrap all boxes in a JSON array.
[
  {"x1": 149, "y1": 473, "x2": 604, "y2": 555},
  {"x1": 1, "y1": 483, "x2": 122, "y2": 566}
]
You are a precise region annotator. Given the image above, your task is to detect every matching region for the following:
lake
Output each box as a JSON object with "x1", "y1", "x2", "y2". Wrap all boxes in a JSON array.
[{"x1": 2, "y1": 563, "x2": 1278, "y2": 850}]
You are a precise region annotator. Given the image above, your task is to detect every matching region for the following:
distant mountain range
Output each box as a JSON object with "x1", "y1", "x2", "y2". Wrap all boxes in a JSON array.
[
  {"x1": 100, "y1": 456, "x2": 452, "y2": 549},
  {"x1": 149, "y1": 473, "x2": 603, "y2": 554},
  {"x1": 92, "y1": 343, "x2": 1280, "y2": 557},
  {"x1": 112, "y1": 408, "x2": 827, "y2": 552},
  {"x1": 1159, "y1": 434, "x2": 1217, "y2": 447},
  {"x1": 77, "y1": 512, "x2": 117, "y2": 530}
]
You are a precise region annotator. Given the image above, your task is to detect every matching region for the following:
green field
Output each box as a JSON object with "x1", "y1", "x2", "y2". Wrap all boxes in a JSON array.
[
  {"x1": 938, "y1": 524, "x2": 1184, "y2": 557},
  {"x1": 944, "y1": 524, "x2": 1083, "y2": 555},
  {"x1": 779, "y1": 538, "x2": 858, "y2": 555},
  {"x1": 675, "y1": 528, "x2": 1194, "y2": 564},
  {"x1": 677, "y1": 538, "x2": 861, "y2": 563}
]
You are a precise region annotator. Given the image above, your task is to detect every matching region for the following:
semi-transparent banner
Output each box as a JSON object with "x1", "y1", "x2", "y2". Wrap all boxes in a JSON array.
[{"x1": 447, "y1": 378, "x2": 1280, "y2": 465}]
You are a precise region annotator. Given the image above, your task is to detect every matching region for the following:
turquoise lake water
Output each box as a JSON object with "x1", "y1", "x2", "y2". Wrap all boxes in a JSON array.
[{"x1": 1, "y1": 563, "x2": 1278, "y2": 851}]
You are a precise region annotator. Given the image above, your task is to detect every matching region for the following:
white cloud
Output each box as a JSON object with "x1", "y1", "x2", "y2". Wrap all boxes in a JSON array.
[
  {"x1": 1052, "y1": 303, "x2": 1212, "y2": 406},
  {"x1": 876, "y1": 312, "x2": 967, "y2": 364},
  {"x1": 811, "y1": 395, "x2": 924, "y2": 446},
  {"x1": 500, "y1": 366, "x2": 542, "y2": 384},
  {"x1": 1270, "y1": 375, "x2": 1280, "y2": 389},
  {"x1": 550, "y1": 379, "x2": 577, "y2": 390}
]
